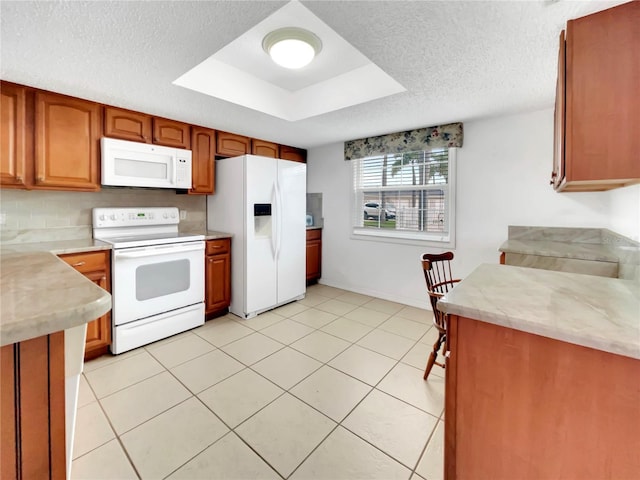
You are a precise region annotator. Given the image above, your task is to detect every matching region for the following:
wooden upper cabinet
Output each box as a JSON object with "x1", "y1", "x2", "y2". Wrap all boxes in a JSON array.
[
  {"x1": 252, "y1": 139, "x2": 279, "y2": 158},
  {"x1": 0, "y1": 82, "x2": 29, "y2": 188},
  {"x1": 217, "y1": 131, "x2": 250, "y2": 157},
  {"x1": 556, "y1": 1, "x2": 640, "y2": 191},
  {"x1": 190, "y1": 127, "x2": 215, "y2": 194},
  {"x1": 104, "y1": 106, "x2": 152, "y2": 143},
  {"x1": 279, "y1": 145, "x2": 307, "y2": 163},
  {"x1": 152, "y1": 117, "x2": 190, "y2": 149},
  {"x1": 34, "y1": 91, "x2": 101, "y2": 191},
  {"x1": 551, "y1": 30, "x2": 565, "y2": 190}
]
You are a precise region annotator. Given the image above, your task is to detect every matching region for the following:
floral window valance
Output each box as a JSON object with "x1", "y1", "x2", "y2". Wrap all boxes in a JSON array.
[{"x1": 344, "y1": 122, "x2": 463, "y2": 160}]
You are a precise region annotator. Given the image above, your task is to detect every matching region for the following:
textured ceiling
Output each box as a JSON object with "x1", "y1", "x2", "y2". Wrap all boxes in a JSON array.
[
  {"x1": 0, "y1": 0, "x2": 630, "y2": 149},
  {"x1": 174, "y1": 1, "x2": 406, "y2": 121}
]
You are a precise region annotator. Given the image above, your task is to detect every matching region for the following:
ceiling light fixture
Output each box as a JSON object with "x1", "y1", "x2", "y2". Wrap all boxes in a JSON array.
[{"x1": 262, "y1": 27, "x2": 322, "y2": 70}]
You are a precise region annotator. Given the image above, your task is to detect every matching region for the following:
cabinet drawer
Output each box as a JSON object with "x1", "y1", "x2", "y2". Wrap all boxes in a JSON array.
[
  {"x1": 206, "y1": 239, "x2": 230, "y2": 255},
  {"x1": 59, "y1": 250, "x2": 109, "y2": 274},
  {"x1": 306, "y1": 229, "x2": 321, "y2": 241}
]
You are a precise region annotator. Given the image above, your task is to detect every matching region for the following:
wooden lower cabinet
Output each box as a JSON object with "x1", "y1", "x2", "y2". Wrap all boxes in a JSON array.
[
  {"x1": 59, "y1": 250, "x2": 111, "y2": 360},
  {"x1": 205, "y1": 239, "x2": 231, "y2": 317},
  {"x1": 445, "y1": 315, "x2": 640, "y2": 479},
  {"x1": 306, "y1": 229, "x2": 321, "y2": 283},
  {"x1": 1, "y1": 332, "x2": 66, "y2": 479}
]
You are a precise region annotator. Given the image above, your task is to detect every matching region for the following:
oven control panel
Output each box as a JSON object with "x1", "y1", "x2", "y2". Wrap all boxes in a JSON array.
[{"x1": 93, "y1": 207, "x2": 179, "y2": 228}]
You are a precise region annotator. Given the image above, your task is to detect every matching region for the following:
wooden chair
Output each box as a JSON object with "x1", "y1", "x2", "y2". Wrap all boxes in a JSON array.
[{"x1": 421, "y1": 252, "x2": 461, "y2": 380}]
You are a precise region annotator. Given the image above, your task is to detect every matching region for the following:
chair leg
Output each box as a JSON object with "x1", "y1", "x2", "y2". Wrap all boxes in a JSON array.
[{"x1": 423, "y1": 331, "x2": 446, "y2": 380}]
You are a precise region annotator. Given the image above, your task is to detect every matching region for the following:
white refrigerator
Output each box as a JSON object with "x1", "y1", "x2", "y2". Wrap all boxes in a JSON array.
[{"x1": 207, "y1": 155, "x2": 307, "y2": 319}]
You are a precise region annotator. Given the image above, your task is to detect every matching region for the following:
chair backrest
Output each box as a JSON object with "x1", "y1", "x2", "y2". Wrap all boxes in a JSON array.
[{"x1": 421, "y1": 252, "x2": 459, "y2": 329}]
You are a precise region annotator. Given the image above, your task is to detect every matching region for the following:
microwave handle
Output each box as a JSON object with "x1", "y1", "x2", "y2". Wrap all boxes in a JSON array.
[
  {"x1": 173, "y1": 156, "x2": 178, "y2": 186},
  {"x1": 115, "y1": 243, "x2": 204, "y2": 259}
]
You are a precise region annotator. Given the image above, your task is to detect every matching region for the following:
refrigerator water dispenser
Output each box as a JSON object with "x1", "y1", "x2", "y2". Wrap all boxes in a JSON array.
[{"x1": 254, "y1": 203, "x2": 272, "y2": 237}]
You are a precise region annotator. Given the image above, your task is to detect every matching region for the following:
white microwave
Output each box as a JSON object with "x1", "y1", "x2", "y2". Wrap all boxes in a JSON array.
[{"x1": 101, "y1": 137, "x2": 192, "y2": 189}]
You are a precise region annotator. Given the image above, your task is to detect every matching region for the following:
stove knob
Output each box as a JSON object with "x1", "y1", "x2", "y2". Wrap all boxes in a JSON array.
[
  {"x1": 170, "y1": 212, "x2": 177, "y2": 219},
  {"x1": 110, "y1": 214, "x2": 117, "y2": 221},
  {"x1": 163, "y1": 213, "x2": 168, "y2": 219},
  {"x1": 99, "y1": 214, "x2": 106, "y2": 221}
]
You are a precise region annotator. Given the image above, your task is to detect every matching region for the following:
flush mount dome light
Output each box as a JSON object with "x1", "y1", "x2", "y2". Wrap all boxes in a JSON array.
[{"x1": 262, "y1": 27, "x2": 322, "y2": 69}]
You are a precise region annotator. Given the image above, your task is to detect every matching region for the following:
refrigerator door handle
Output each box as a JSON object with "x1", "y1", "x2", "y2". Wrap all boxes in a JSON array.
[
  {"x1": 274, "y1": 179, "x2": 282, "y2": 260},
  {"x1": 270, "y1": 184, "x2": 277, "y2": 259}
]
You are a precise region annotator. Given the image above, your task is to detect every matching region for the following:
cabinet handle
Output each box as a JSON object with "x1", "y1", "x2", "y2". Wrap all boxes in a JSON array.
[
  {"x1": 37, "y1": 176, "x2": 44, "y2": 182},
  {"x1": 72, "y1": 261, "x2": 86, "y2": 267},
  {"x1": 445, "y1": 350, "x2": 451, "y2": 358},
  {"x1": 16, "y1": 175, "x2": 22, "y2": 182}
]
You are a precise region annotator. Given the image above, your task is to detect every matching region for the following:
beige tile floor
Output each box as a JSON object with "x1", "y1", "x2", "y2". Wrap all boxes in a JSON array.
[{"x1": 72, "y1": 284, "x2": 444, "y2": 480}]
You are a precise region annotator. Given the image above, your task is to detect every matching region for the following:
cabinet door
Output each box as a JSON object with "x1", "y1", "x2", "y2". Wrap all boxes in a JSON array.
[
  {"x1": 551, "y1": 30, "x2": 565, "y2": 190},
  {"x1": 565, "y1": 1, "x2": 640, "y2": 185},
  {"x1": 252, "y1": 139, "x2": 279, "y2": 158},
  {"x1": 306, "y1": 233, "x2": 322, "y2": 282},
  {"x1": 152, "y1": 117, "x2": 190, "y2": 149},
  {"x1": 59, "y1": 251, "x2": 112, "y2": 360},
  {"x1": 83, "y1": 270, "x2": 112, "y2": 360},
  {"x1": 217, "y1": 131, "x2": 250, "y2": 157},
  {"x1": 279, "y1": 145, "x2": 307, "y2": 163},
  {"x1": 0, "y1": 82, "x2": 29, "y2": 188},
  {"x1": 104, "y1": 106, "x2": 152, "y2": 143},
  {"x1": 34, "y1": 92, "x2": 101, "y2": 191},
  {"x1": 190, "y1": 127, "x2": 215, "y2": 194},
  {"x1": 206, "y1": 248, "x2": 231, "y2": 315}
]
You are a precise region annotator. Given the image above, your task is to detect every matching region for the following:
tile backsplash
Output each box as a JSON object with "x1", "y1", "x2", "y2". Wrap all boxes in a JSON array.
[{"x1": 0, "y1": 188, "x2": 206, "y2": 244}]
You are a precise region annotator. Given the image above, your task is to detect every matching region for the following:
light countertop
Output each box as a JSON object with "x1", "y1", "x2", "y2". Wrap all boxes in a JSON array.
[
  {"x1": 0, "y1": 251, "x2": 112, "y2": 346},
  {"x1": 499, "y1": 239, "x2": 617, "y2": 262},
  {"x1": 437, "y1": 263, "x2": 640, "y2": 360},
  {"x1": 203, "y1": 230, "x2": 233, "y2": 240},
  {"x1": 0, "y1": 238, "x2": 112, "y2": 255}
]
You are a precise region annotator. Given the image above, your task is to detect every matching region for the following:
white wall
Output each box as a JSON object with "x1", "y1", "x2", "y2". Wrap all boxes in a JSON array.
[{"x1": 307, "y1": 108, "x2": 640, "y2": 308}]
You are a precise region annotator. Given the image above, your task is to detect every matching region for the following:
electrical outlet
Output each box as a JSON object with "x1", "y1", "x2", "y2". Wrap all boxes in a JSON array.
[
  {"x1": 0, "y1": 213, "x2": 6, "y2": 226},
  {"x1": 179, "y1": 210, "x2": 187, "y2": 220}
]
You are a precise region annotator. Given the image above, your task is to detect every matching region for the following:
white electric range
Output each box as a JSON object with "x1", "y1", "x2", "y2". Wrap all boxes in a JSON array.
[{"x1": 93, "y1": 207, "x2": 205, "y2": 354}]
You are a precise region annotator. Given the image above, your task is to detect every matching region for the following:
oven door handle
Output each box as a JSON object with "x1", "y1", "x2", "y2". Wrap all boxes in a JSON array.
[{"x1": 114, "y1": 243, "x2": 204, "y2": 259}]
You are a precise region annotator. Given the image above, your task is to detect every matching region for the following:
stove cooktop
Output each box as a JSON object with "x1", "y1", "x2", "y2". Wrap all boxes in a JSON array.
[{"x1": 97, "y1": 232, "x2": 205, "y2": 249}]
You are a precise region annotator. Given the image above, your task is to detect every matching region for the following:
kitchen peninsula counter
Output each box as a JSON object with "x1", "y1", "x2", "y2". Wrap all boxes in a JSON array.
[
  {"x1": 1, "y1": 251, "x2": 112, "y2": 478},
  {"x1": 437, "y1": 263, "x2": 640, "y2": 359},
  {"x1": 1, "y1": 251, "x2": 112, "y2": 346},
  {"x1": 499, "y1": 238, "x2": 617, "y2": 262},
  {"x1": 438, "y1": 263, "x2": 640, "y2": 479}
]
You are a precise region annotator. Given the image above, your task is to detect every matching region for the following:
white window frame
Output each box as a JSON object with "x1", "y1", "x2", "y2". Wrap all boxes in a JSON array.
[{"x1": 350, "y1": 148, "x2": 456, "y2": 248}]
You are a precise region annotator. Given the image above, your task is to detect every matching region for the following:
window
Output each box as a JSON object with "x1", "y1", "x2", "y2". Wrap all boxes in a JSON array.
[{"x1": 352, "y1": 148, "x2": 456, "y2": 246}]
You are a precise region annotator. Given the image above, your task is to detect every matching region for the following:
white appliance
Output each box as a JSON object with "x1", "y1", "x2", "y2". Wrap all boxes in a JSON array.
[
  {"x1": 93, "y1": 207, "x2": 205, "y2": 354},
  {"x1": 101, "y1": 137, "x2": 192, "y2": 189},
  {"x1": 208, "y1": 155, "x2": 306, "y2": 319}
]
